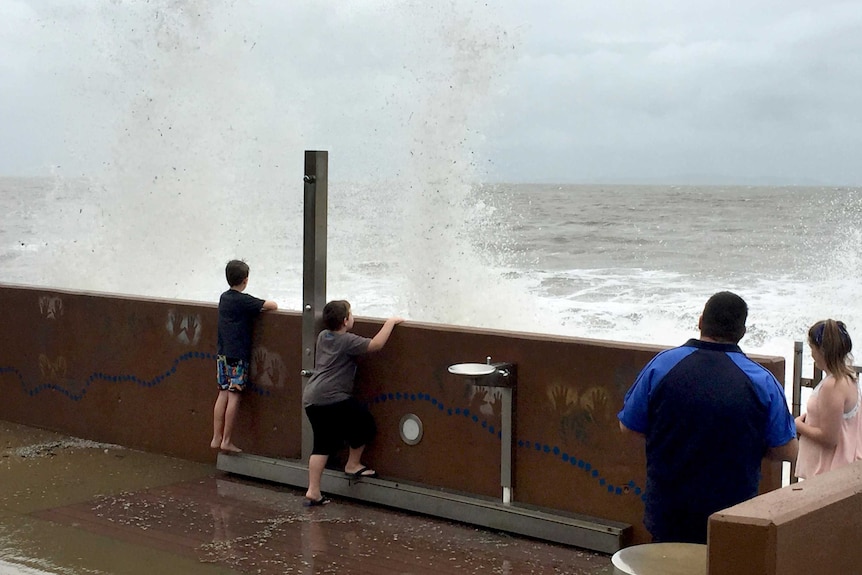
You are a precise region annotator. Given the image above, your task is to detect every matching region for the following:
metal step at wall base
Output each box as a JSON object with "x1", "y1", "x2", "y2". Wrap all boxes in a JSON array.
[{"x1": 217, "y1": 452, "x2": 630, "y2": 554}]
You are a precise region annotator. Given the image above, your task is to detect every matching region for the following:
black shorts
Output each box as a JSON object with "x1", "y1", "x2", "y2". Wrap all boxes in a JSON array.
[{"x1": 305, "y1": 398, "x2": 376, "y2": 455}]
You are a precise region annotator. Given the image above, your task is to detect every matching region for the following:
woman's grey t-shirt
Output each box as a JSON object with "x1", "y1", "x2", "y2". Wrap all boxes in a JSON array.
[{"x1": 302, "y1": 330, "x2": 371, "y2": 407}]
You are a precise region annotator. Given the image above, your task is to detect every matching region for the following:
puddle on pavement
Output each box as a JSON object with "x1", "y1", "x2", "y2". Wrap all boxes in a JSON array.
[
  {"x1": 0, "y1": 421, "x2": 612, "y2": 574},
  {"x1": 0, "y1": 421, "x2": 228, "y2": 575}
]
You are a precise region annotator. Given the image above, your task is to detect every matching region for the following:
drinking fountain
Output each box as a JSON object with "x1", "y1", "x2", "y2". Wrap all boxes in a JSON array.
[{"x1": 447, "y1": 356, "x2": 517, "y2": 504}]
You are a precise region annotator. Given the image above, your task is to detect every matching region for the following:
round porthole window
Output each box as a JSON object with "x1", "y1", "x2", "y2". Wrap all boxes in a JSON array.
[{"x1": 399, "y1": 413, "x2": 423, "y2": 446}]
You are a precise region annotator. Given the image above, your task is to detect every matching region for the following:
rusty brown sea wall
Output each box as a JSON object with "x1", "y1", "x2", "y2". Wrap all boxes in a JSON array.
[{"x1": 0, "y1": 283, "x2": 786, "y2": 544}]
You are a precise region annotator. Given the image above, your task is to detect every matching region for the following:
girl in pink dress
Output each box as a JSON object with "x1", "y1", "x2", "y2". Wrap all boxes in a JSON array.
[{"x1": 795, "y1": 320, "x2": 862, "y2": 479}]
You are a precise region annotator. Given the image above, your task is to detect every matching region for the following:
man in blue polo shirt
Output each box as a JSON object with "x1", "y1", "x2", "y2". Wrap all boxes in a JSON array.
[{"x1": 618, "y1": 291, "x2": 798, "y2": 544}]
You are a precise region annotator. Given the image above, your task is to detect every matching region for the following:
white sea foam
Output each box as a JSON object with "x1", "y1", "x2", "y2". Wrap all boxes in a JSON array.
[
  {"x1": 0, "y1": 559, "x2": 68, "y2": 575},
  {"x1": 3, "y1": 3, "x2": 862, "y2": 386}
]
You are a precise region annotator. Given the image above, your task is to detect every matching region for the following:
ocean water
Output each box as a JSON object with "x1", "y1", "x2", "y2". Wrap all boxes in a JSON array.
[
  {"x1": 3, "y1": 176, "x2": 862, "y2": 377},
  {"x1": 6, "y1": 2, "x2": 861, "y2": 375}
]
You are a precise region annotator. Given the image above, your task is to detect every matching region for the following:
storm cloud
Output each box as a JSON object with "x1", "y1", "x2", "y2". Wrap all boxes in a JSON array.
[{"x1": 1, "y1": 0, "x2": 860, "y2": 185}]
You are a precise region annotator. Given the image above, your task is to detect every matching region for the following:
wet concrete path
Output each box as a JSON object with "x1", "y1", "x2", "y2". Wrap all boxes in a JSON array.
[{"x1": 0, "y1": 421, "x2": 613, "y2": 574}]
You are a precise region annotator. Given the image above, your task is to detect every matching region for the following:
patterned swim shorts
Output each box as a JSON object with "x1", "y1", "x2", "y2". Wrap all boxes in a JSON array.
[{"x1": 217, "y1": 355, "x2": 249, "y2": 392}]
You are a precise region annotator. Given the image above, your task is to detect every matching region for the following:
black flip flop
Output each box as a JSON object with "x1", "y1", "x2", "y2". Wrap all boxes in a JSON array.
[
  {"x1": 347, "y1": 466, "x2": 378, "y2": 479},
  {"x1": 304, "y1": 495, "x2": 331, "y2": 507}
]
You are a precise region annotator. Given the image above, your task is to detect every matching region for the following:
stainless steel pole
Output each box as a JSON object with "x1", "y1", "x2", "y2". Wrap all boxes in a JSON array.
[
  {"x1": 501, "y1": 386, "x2": 513, "y2": 503},
  {"x1": 301, "y1": 151, "x2": 328, "y2": 461},
  {"x1": 790, "y1": 341, "x2": 803, "y2": 484}
]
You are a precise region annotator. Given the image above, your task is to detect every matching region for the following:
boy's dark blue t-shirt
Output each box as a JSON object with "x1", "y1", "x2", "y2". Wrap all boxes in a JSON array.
[{"x1": 217, "y1": 289, "x2": 265, "y2": 361}]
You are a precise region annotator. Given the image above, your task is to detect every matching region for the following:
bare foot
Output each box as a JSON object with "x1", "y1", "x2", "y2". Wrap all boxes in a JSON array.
[
  {"x1": 220, "y1": 442, "x2": 242, "y2": 454},
  {"x1": 210, "y1": 436, "x2": 222, "y2": 449}
]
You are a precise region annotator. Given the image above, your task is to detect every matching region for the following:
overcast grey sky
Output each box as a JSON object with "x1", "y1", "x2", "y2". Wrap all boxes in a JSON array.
[{"x1": 2, "y1": 0, "x2": 861, "y2": 185}]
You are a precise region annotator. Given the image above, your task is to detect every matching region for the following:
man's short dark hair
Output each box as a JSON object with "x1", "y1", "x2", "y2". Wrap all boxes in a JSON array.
[
  {"x1": 323, "y1": 300, "x2": 351, "y2": 331},
  {"x1": 225, "y1": 259, "x2": 250, "y2": 287},
  {"x1": 701, "y1": 291, "x2": 747, "y2": 343}
]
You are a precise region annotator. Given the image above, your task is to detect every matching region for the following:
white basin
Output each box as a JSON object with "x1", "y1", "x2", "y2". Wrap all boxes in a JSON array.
[
  {"x1": 611, "y1": 542, "x2": 706, "y2": 575},
  {"x1": 448, "y1": 363, "x2": 496, "y2": 376}
]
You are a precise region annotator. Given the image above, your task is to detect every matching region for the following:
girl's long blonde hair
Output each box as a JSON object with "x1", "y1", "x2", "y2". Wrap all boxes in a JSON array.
[{"x1": 809, "y1": 319, "x2": 856, "y2": 381}]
